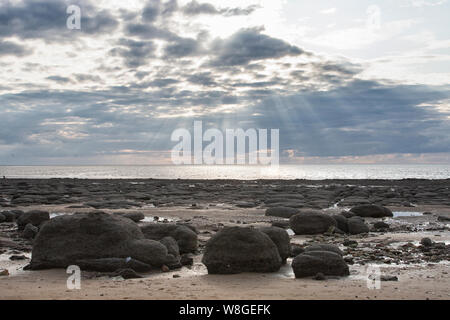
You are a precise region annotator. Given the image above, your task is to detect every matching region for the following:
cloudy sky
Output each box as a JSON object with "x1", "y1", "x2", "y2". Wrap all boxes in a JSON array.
[{"x1": 0, "y1": 0, "x2": 449, "y2": 165}]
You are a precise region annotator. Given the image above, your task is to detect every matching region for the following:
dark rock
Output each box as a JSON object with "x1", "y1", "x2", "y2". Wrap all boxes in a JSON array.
[
  {"x1": 290, "y1": 244, "x2": 304, "y2": 257},
  {"x1": 350, "y1": 205, "x2": 393, "y2": 218},
  {"x1": 313, "y1": 272, "x2": 326, "y2": 281},
  {"x1": 159, "y1": 236, "x2": 180, "y2": 258},
  {"x1": 259, "y1": 226, "x2": 291, "y2": 263},
  {"x1": 140, "y1": 223, "x2": 197, "y2": 254},
  {"x1": 420, "y1": 238, "x2": 433, "y2": 247},
  {"x1": 17, "y1": 210, "x2": 50, "y2": 230},
  {"x1": 180, "y1": 253, "x2": 194, "y2": 266},
  {"x1": 340, "y1": 211, "x2": 355, "y2": 218},
  {"x1": 113, "y1": 268, "x2": 142, "y2": 279},
  {"x1": 0, "y1": 213, "x2": 5, "y2": 223},
  {"x1": 76, "y1": 257, "x2": 152, "y2": 272},
  {"x1": 202, "y1": 227, "x2": 282, "y2": 274},
  {"x1": 332, "y1": 214, "x2": 348, "y2": 233},
  {"x1": 9, "y1": 255, "x2": 27, "y2": 261},
  {"x1": 0, "y1": 211, "x2": 15, "y2": 222},
  {"x1": 348, "y1": 217, "x2": 370, "y2": 235},
  {"x1": 381, "y1": 275, "x2": 398, "y2": 281},
  {"x1": 305, "y1": 244, "x2": 344, "y2": 256},
  {"x1": 27, "y1": 212, "x2": 169, "y2": 270},
  {"x1": 373, "y1": 221, "x2": 390, "y2": 230},
  {"x1": 292, "y1": 251, "x2": 350, "y2": 278},
  {"x1": 265, "y1": 207, "x2": 299, "y2": 218},
  {"x1": 271, "y1": 221, "x2": 290, "y2": 229},
  {"x1": 437, "y1": 215, "x2": 450, "y2": 222},
  {"x1": 114, "y1": 212, "x2": 145, "y2": 223},
  {"x1": 289, "y1": 210, "x2": 337, "y2": 235},
  {"x1": 343, "y1": 239, "x2": 358, "y2": 247},
  {"x1": 22, "y1": 223, "x2": 39, "y2": 239}
]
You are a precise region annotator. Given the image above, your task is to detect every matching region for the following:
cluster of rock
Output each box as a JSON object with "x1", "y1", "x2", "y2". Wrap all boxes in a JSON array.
[
  {"x1": 266, "y1": 205, "x2": 393, "y2": 236},
  {"x1": 1, "y1": 179, "x2": 449, "y2": 210},
  {"x1": 19, "y1": 211, "x2": 198, "y2": 276},
  {"x1": 201, "y1": 226, "x2": 350, "y2": 279},
  {"x1": 0, "y1": 209, "x2": 49, "y2": 239}
]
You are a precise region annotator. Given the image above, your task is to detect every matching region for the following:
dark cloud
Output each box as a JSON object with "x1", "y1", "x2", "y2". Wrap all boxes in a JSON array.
[
  {"x1": 125, "y1": 23, "x2": 178, "y2": 40},
  {"x1": 47, "y1": 76, "x2": 72, "y2": 83},
  {"x1": 182, "y1": 1, "x2": 260, "y2": 17},
  {"x1": 209, "y1": 28, "x2": 306, "y2": 66},
  {"x1": 110, "y1": 39, "x2": 157, "y2": 68},
  {"x1": 164, "y1": 37, "x2": 202, "y2": 57},
  {"x1": 0, "y1": 0, "x2": 118, "y2": 41},
  {"x1": 1, "y1": 80, "x2": 448, "y2": 163},
  {"x1": 187, "y1": 73, "x2": 217, "y2": 86},
  {"x1": 0, "y1": 40, "x2": 32, "y2": 57},
  {"x1": 74, "y1": 74, "x2": 102, "y2": 83}
]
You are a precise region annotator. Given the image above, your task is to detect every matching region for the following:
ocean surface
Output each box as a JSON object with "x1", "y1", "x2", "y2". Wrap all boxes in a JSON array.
[{"x1": 0, "y1": 165, "x2": 449, "y2": 180}]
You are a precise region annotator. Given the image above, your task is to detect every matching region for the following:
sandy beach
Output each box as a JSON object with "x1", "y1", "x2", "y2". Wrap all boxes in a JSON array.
[{"x1": 1, "y1": 179, "x2": 449, "y2": 300}]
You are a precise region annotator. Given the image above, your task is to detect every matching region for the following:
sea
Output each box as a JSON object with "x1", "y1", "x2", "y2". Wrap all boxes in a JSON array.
[{"x1": 0, "y1": 165, "x2": 449, "y2": 180}]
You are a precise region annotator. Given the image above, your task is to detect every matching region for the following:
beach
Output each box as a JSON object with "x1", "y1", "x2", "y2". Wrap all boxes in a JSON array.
[{"x1": 1, "y1": 178, "x2": 449, "y2": 300}]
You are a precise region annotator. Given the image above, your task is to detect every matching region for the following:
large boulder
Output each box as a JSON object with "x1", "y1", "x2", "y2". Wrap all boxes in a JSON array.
[
  {"x1": 0, "y1": 211, "x2": 16, "y2": 222},
  {"x1": 17, "y1": 210, "x2": 50, "y2": 230},
  {"x1": 292, "y1": 251, "x2": 350, "y2": 278},
  {"x1": 22, "y1": 223, "x2": 39, "y2": 239},
  {"x1": 265, "y1": 207, "x2": 299, "y2": 218},
  {"x1": 27, "y1": 212, "x2": 170, "y2": 270},
  {"x1": 347, "y1": 217, "x2": 370, "y2": 235},
  {"x1": 304, "y1": 244, "x2": 344, "y2": 256},
  {"x1": 259, "y1": 227, "x2": 291, "y2": 263},
  {"x1": 113, "y1": 212, "x2": 145, "y2": 223},
  {"x1": 331, "y1": 214, "x2": 349, "y2": 233},
  {"x1": 76, "y1": 257, "x2": 151, "y2": 272},
  {"x1": 159, "y1": 236, "x2": 180, "y2": 258},
  {"x1": 350, "y1": 205, "x2": 393, "y2": 218},
  {"x1": 289, "y1": 210, "x2": 337, "y2": 235},
  {"x1": 140, "y1": 223, "x2": 197, "y2": 254},
  {"x1": 202, "y1": 227, "x2": 282, "y2": 274}
]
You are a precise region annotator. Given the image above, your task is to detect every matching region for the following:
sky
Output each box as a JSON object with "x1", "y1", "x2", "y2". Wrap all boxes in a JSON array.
[{"x1": 0, "y1": 0, "x2": 449, "y2": 165}]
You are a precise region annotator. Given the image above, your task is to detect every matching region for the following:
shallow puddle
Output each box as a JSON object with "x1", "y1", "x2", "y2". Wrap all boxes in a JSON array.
[{"x1": 393, "y1": 211, "x2": 424, "y2": 217}]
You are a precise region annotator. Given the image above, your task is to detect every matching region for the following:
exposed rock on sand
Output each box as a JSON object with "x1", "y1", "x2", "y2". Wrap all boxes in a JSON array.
[
  {"x1": 113, "y1": 212, "x2": 145, "y2": 223},
  {"x1": 76, "y1": 257, "x2": 151, "y2": 272},
  {"x1": 304, "y1": 244, "x2": 343, "y2": 256},
  {"x1": 140, "y1": 223, "x2": 197, "y2": 254},
  {"x1": 22, "y1": 223, "x2": 38, "y2": 239},
  {"x1": 0, "y1": 211, "x2": 16, "y2": 222},
  {"x1": 259, "y1": 226, "x2": 291, "y2": 263},
  {"x1": 202, "y1": 227, "x2": 282, "y2": 274},
  {"x1": 265, "y1": 207, "x2": 299, "y2": 218},
  {"x1": 292, "y1": 251, "x2": 350, "y2": 278},
  {"x1": 350, "y1": 205, "x2": 393, "y2": 218},
  {"x1": 289, "y1": 210, "x2": 337, "y2": 235},
  {"x1": 27, "y1": 212, "x2": 170, "y2": 270},
  {"x1": 17, "y1": 210, "x2": 49, "y2": 230},
  {"x1": 332, "y1": 214, "x2": 349, "y2": 233},
  {"x1": 347, "y1": 217, "x2": 370, "y2": 235}
]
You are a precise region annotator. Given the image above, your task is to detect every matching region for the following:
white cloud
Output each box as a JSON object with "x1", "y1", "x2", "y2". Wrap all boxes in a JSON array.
[
  {"x1": 320, "y1": 7, "x2": 336, "y2": 15},
  {"x1": 408, "y1": 0, "x2": 447, "y2": 7}
]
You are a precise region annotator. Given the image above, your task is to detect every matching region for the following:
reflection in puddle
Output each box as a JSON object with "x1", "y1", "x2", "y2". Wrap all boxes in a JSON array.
[
  {"x1": 393, "y1": 212, "x2": 423, "y2": 217},
  {"x1": 142, "y1": 216, "x2": 175, "y2": 223}
]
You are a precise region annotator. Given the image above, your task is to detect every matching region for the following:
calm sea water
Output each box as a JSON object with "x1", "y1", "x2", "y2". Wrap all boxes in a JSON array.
[{"x1": 0, "y1": 165, "x2": 448, "y2": 180}]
